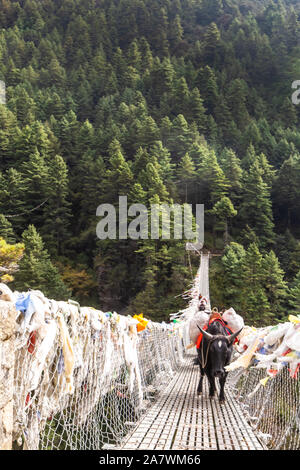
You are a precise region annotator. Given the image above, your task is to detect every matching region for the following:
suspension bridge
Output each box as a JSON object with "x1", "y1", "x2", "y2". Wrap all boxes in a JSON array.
[
  {"x1": 0, "y1": 253, "x2": 299, "y2": 450},
  {"x1": 118, "y1": 253, "x2": 263, "y2": 451}
]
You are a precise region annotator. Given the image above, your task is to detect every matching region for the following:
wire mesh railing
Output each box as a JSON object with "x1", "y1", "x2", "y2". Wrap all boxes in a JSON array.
[
  {"x1": 11, "y1": 297, "x2": 185, "y2": 450},
  {"x1": 227, "y1": 361, "x2": 300, "y2": 450}
]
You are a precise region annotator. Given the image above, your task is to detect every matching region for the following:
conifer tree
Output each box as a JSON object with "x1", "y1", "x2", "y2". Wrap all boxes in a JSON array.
[
  {"x1": 239, "y1": 160, "x2": 275, "y2": 249},
  {"x1": 13, "y1": 225, "x2": 70, "y2": 299},
  {"x1": 211, "y1": 196, "x2": 237, "y2": 246},
  {"x1": 188, "y1": 88, "x2": 207, "y2": 131},
  {"x1": 105, "y1": 139, "x2": 134, "y2": 201},
  {"x1": 213, "y1": 95, "x2": 233, "y2": 142},
  {"x1": 220, "y1": 148, "x2": 243, "y2": 203},
  {"x1": 138, "y1": 162, "x2": 169, "y2": 201},
  {"x1": 197, "y1": 149, "x2": 229, "y2": 206},
  {"x1": 262, "y1": 250, "x2": 287, "y2": 320},
  {"x1": 20, "y1": 148, "x2": 49, "y2": 210},
  {"x1": 240, "y1": 243, "x2": 272, "y2": 325},
  {"x1": 169, "y1": 14, "x2": 184, "y2": 50},
  {"x1": 167, "y1": 114, "x2": 193, "y2": 161},
  {"x1": 189, "y1": 142, "x2": 209, "y2": 170},
  {"x1": 242, "y1": 120, "x2": 262, "y2": 152},
  {"x1": 0, "y1": 105, "x2": 19, "y2": 168},
  {"x1": 195, "y1": 66, "x2": 219, "y2": 115},
  {"x1": 279, "y1": 97, "x2": 298, "y2": 128},
  {"x1": 221, "y1": 242, "x2": 246, "y2": 308},
  {"x1": 177, "y1": 152, "x2": 197, "y2": 202},
  {"x1": 41, "y1": 155, "x2": 71, "y2": 255},
  {"x1": 0, "y1": 168, "x2": 28, "y2": 227},
  {"x1": 78, "y1": 153, "x2": 106, "y2": 218},
  {"x1": 257, "y1": 118, "x2": 277, "y2": 158},
  {"x1": 173, "y1": 77, "x2": 190, "y2": 115},
  {"x1": 273, "y1": 154, "x2": 300, "y2": 229},
  {"x1": 0, "y1": 215, "x2": 16, "y2": 244},
  {"x1": 226, "y1": 78, "x2": 250, "y2": 130},
  {"x1": 287, "y1": 270, "x2": 300, "y2": 315},
  {"x1": 139, "y1": 37, "x2": 153, "y2": 71},
  {"x1": 58, "y1": 111, "x2": 80, "y2": 164},
  {"x1": 127, "y1": 39, "x2": 142, "y2": 70},
  {"x1": 135, "y1": 116, "x2": 160, "y2": 149},
  {"x1": 203, "y1": 22, "x2": 221, "y2": 63},
  {"x1": 149, "y1": 141, "x2": 175, "y2": 185}
]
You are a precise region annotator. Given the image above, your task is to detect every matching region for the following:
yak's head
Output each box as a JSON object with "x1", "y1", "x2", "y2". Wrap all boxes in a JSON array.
[{"x1": 197, "y1": 326, "x2": 243, "y2": 378}]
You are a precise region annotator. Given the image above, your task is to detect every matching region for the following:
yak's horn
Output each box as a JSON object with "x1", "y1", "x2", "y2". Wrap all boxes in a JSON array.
[
  {"x1": 197, "y1": 325, "x2": 214, "y2": 341},
  {"x1": 226, "y1": 327, "x2": 243, "y2": 345}
]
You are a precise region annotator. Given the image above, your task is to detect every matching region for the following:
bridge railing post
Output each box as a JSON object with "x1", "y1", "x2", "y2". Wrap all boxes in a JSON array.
[{"x1": 0, "y1": 300, "x2": 16, "y2": 450}]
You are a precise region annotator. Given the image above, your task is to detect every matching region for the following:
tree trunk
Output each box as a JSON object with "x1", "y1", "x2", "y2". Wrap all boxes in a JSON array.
[{"x1": 224, "y1": 218, "x2": 229, "y2": 246}]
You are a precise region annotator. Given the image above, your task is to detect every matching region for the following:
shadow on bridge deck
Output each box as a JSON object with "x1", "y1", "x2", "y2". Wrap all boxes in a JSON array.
[{"x1": 118, "y1": 356, "x2": 265, "y2": 451}]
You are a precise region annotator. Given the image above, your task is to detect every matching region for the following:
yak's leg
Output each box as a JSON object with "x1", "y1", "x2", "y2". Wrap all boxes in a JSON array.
[
  {"x1": 197, "y1": 364, "x2": 204, "y2": 395},
  {"x1": 207, "y1": 373, "x2": 216, "y2": 398},
  {"x1": 219, "y1": 373, "x2": 227, "y2": 403}
]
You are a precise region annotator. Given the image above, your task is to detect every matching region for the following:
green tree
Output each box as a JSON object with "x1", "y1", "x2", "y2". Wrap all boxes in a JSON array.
[
  {"x1": 188, "y1": 88, "x2": 207, "y2": 131},
  {"x1": 0, "y1": 215, "x2": 16, "y2": 244},
  {"x1": 149, "y1": 141, "x2": 175, "y2": 186},
  {"x1": 196, "y1": 66, "x2": 219, "y2": 115},
  {"x1": 273, "y1": 154, "x2": 300, "y2": 229},
  {"x1": 226, "y1": 79, "x2": 250, "y2": 130},
  {"x1": 287, "y1": 270, "x2": 300, "y2": 315},
  {"x1": 20, "y1": 148, "x2": 49, "y2": 212},
  {"x1": 169, "y1": 14, "x2": 184, "y2": 50},
  {"x1": 262, "y1": 250, "x2": 287, "y2": 320},
  {"x1": 177, "y1": 152, "x2": 196, "y2": 202},
  {"x1": 13, "y1": 225, "x2": 70, "y2": 299},
  {"x1": 135, "y1": 116, "x2": 160, "y2": 149},
  {"x1": 138, "y1": 161, "x2": 169, "y2": 201},
  {"x1": 167, "y1": 114, "x2": 193, "y2": 161},
  {"x1": 220, "y1": 242, "x2": 246, "y2": 309},
  {"x1": 239, "y1": 161, "x2": 275, "y2": 249},
  {"x1": 0, "y1": 168, "x2": 28, "y2": 227},
  {"x1": 105, "y1": 139, "x2": 134, "y2": 201},
  {"x1": 203, "y1": 22, "x2": 221, "y2": 63},
  {"x1": 240, "y1": 243, "x2": 272, "y2": 325},
  {"x1": 127, "y1": 39, "x2": 141, "y2": 70},
  {"x1": 279, "y1": 97, "x2": 298, "y2": 128},
  {"x1": 197, "y1": 149, "x2": 229, "y2": 206},
  {"x1": 220, "y1": 148, "x2": 243, "y2": 203},
  {"x1": 211, "y1": 196, "x2": 237, "y2": 246},
  {"x1": 41, "y1": 155, "x2": 71, "y2": 255}
]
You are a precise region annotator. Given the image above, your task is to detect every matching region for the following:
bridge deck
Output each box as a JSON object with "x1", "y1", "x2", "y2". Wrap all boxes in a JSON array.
[{"x1": 120, "y1": 356, "x2": 264, "y2": 450}]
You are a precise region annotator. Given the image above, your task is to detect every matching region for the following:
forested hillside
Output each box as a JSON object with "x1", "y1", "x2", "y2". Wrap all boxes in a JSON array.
[{"x1": 0, "y1": 0, "x2": 300, "y2": 324}]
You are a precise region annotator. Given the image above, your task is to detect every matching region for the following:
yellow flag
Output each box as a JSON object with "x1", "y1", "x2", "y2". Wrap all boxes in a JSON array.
[
  {"x1": 288, "y1": 315, "x2": 300, "y2": 324},
  {"x1": 260, "y1": 376, "x2": 270, "y2": 387}
]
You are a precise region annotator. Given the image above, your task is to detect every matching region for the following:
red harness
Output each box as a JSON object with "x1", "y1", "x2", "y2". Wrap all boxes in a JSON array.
[{"x1": 196, "y1": 317, "x2": 237, "y2": 349}]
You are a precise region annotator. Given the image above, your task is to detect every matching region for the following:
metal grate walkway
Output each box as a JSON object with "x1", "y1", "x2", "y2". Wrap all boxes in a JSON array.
[{"x1": 119, "y1": 356, "x2": 264, "y2": 450}]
